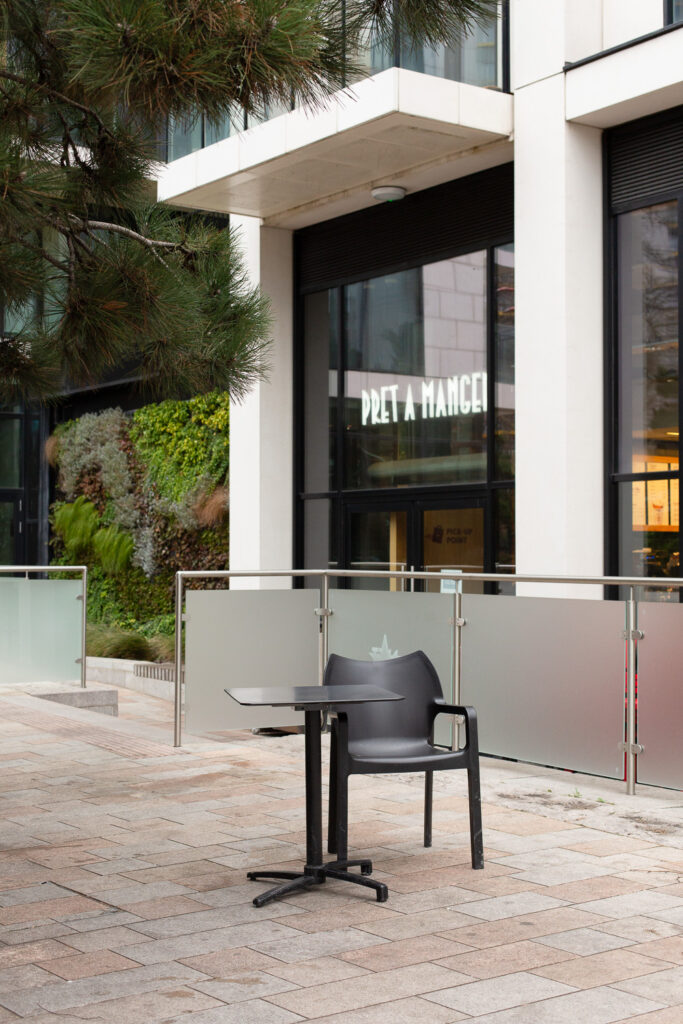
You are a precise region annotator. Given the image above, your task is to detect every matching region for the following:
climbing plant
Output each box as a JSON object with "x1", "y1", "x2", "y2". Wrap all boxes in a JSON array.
[{"x1": 50, "y1": 394, "x2": 230, "y2": 656}]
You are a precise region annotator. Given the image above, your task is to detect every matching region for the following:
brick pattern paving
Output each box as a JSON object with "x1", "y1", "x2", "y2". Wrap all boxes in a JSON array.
[{"x1": 0, "y1": 685, "x2": 681, "y2": 1023}]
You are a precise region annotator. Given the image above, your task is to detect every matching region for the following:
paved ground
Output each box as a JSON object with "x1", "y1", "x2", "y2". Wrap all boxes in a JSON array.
[{"x1": 0, "y1": 682, "x2": 681, "y2": 1023}]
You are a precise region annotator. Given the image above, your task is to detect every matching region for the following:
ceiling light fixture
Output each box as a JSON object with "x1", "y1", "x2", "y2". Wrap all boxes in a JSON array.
[{"x1": 371, "y1": 185, "x2": 407, "y2": 202}]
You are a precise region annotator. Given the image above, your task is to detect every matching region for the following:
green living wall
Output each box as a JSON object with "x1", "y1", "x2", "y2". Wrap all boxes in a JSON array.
[{"x1": 50, "y1": 393, "x2": 230, "y2": 661}]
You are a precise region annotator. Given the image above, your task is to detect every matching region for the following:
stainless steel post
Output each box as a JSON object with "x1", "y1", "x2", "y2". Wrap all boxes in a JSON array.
[
  {"x1": 320, "y1": 573, "x2": 329, "y2": 685},
  {"x1": 626, "y1": 586, "x2": 637, "y2": 795},
  {"x1": 174, "y1": 572, "x2": 183, "y2": 747},
  {"x1": 453, "y1": 589, "x2": 463, "y2": 750},
  {"x1": 80, "y1": 566, "x2": 87, "y2": 688}
]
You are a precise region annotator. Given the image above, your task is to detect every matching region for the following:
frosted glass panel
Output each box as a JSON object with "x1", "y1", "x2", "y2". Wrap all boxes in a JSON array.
[
  {"x1": 185, "y1": 590, "x2": 320, "y2": 732},
  {"x1": 636, "y1": 602, "x2": 683, "y2": 789},
  {"x1": 460, "y1": 595, "x2": 626, "y2": 779},
  {"x1": 328, "y1": 590, "x2": 454, "y2": 746},
  {"x1": 0, "y1": 579, "x2": 81, "y2": 684}
]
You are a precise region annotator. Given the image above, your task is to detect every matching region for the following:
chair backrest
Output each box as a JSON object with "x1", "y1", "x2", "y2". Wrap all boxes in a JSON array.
[{"x1": 324, "y1": 650, "x2": 444, "y2": 743}]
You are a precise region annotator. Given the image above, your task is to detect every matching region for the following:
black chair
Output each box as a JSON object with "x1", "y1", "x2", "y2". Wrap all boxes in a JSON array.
[{"x1": 326, "y1": 650, "x2": 483, "y2": 870}]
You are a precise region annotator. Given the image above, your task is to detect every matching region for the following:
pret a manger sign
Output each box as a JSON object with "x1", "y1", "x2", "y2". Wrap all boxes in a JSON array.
[{"x1": 361, "y1": 373, "x2": 487, "y2": 426}]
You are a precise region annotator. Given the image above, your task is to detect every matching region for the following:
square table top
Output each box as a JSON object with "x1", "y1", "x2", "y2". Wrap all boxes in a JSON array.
[{"x1": 225, "y1": 685, "x2": 404, "y2": 709}]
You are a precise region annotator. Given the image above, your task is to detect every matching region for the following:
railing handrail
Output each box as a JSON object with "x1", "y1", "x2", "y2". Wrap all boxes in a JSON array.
[
  {"x1": 176, "y1": 567, "x2": 683, "y2": 589},
  {"x1": 0, "y1": 565, "x2": 87, "y2": 573}
]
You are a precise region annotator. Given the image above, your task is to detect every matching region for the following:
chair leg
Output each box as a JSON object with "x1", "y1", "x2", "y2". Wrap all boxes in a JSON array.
[
  {"x1": 424, "y1": 770, "x2": 433, "y2": 847},
  {"x1": 327, "y1": 722, "x2": 338, "y2": 854},
  {"x1": 467, "y1": 761, "x2": 484, "y2": 869},
  {"x1": 335, "y1": 715, "x2": 349, "y2": 863},
  {"x1": 335, "y1": 766, "x2": 349, "y2": 864}
]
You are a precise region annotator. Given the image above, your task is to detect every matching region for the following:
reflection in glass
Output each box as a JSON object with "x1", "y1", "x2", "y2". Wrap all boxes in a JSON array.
[
  {"x1": 167, "y1": 113, "x2": 203, "y2": 161},
  {"x1": 167, "y1": 9, "x2": 503, "y2": 162},
  {"x1": 618, "y1": 481, "x2": 679, "y2": 600},
  {"x1": 673, "y1": 1, "x2": 683, "y2": 24},
  {"x1": 618, "y1": 203, "x2": 678, "y2": 474},
  {"x1": 304, "y1": 289, "x2": 338, "y2": 493},
  {"x1": 422, "y1": 507, "x2": 484, "y2": 593},
  {"x1": 494, "y1": 245, "x2": 515, "y2": 480},
  {"x1": 204, "y1": 113, "x2": 233, "y2": 146},
  {"x1": 0, "y1": 419, "x2": 21, "y2": 488},
  {"x1": 401, "y1": 18, "x2": 499, "y2": 88},
  {"x1": 0, "y1": 503, "x2": 14, "y2": 563},
  {"x1": 303, "y1": 499, "x2": 336, "y2": 585},
  {"x1": 348, "y1": 509, "x2": 408, "y2": 590},
  {"x1": 494, "y1": 488, "x2": 515, "y2": 594},
  {"x1": 344, "y1": 254, "x2": 487, "y2": 489}
]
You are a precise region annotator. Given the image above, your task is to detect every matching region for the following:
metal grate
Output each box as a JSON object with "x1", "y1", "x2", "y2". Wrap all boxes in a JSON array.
[
  {"x1": 134, "y1": 662, "x2": 177, "y2": 682},
  {"x1": 608, "y1": 106, "x2": 683, "y2": 210},
  {"x1": 296, "y1": 163, "x2": 514, "y2": 293}
]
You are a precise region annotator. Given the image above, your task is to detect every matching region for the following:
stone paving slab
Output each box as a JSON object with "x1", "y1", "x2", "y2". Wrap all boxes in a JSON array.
[{"x1": 0, "y1": 682, "x2": 680, "y2": 1023}]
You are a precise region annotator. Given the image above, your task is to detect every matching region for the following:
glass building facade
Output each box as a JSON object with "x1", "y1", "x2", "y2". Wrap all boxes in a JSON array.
[
  {"x1": 167, "y1": 3, "x2": 508, "y2": 162},
  {"x1": 296, "y1": 170, "x2": 514, "y2": 589},
  {"x1": 609, "y1": 108, "x2": 683, "y2": 596}
]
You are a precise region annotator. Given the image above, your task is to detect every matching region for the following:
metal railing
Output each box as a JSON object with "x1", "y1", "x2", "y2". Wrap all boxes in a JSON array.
[
  {"x1": 174, "y1": 567, "x2": 683, "y2": 793},
  {"x1": 0, "y1": 565, "x2": 87, "y2": 688}
]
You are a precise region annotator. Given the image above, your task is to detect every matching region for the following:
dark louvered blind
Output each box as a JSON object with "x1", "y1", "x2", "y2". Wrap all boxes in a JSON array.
[
  {"x1": 295, "y1": 163, "x2": 514, "y2": 293},
  {"x1": 608, "y1": 106, "x2": 683, "y2": 211}
]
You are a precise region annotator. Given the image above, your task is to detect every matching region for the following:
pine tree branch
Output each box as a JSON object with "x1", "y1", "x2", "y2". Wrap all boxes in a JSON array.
[
  {"x1": 5, "y1": 230, "x2": 64, "y2": 275},
  {"x1": 68, "y1": 216, "x2": 192, "y2": 255},
  {"x1": 0, "y1": 69, "x2": 110, "y2": 134}
]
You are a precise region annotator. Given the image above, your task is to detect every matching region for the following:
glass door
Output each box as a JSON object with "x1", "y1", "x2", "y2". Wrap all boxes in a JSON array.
[
  {"x1": 346, "y1": 504, "x2": 409, "y2": 590},
  {"x1": 344, "y1": 498, "x2": 488, "y2": 590},
  {"x1": 420, "y1": 502, "x2": 486, "y2": 593}
]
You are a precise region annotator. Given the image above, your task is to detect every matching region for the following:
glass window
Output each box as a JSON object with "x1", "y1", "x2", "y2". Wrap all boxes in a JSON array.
[
  {"x1": 0, "y1": 418, "x2": 21, "y2": 488},
  {"x1": 304, "y1": 289, "x2": 338, "y2": 493},
  {"x1": 495, "y1": 244, "x2": 515, "y2": 479},
  {"x1": 617, "y1": 202, "x2": 678, "y2": 474},
  {"x1": 204, "y1": 114, "x2": 233, "y2": 146},
  {"x1": 344, "y1": 254, "x2": 488, "y2": 489},
  {"x1": 347, "y1": 508, "x2": 408, "y2": 589},
  {"x1": 618, "y1": 480, "x2": 679, "y2": 599},
  {"x1": 303, "y1": 499, "x2": 336, "y2": 572},
  {"x1": 168, "y1": 113, "x2": 203, "y2": 161},
  {"x1": 401, "y1": 18, "x2": 499, "y2": 89},
  {"x1": 671, "y1": 1, "x2": 683, "y2": 24}
]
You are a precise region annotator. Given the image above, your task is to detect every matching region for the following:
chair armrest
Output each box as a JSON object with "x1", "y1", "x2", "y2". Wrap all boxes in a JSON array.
[
  {"x1": 432, "y1": 703, "x2": 480, "y2": 754},
  {"x1": 433, "y1": 703, "x2": 474, "y2": 718}
]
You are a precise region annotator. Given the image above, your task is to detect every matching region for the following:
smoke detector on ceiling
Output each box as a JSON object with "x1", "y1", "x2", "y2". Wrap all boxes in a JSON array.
[{"x1": 371, "y1": 185, "x2": 407, "y2": 202}]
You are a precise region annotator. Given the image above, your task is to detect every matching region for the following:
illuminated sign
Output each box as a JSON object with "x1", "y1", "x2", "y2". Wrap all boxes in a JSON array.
[{"x1": 361, "y1": 373, "x2": 487, "y2": 426}]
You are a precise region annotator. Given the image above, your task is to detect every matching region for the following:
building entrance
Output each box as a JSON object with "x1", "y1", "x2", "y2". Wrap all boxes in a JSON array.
[{"x1": 345, "y1": 498, "x2": 486, "y2": 590}]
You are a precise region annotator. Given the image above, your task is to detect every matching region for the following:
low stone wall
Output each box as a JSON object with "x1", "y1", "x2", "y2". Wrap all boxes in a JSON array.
[
  {"x1": 39, "y1": 688, "x2": 118, "y2": 716},
  {"x1": 86, "y1": 657, "x2": 176, "y2": 702}
]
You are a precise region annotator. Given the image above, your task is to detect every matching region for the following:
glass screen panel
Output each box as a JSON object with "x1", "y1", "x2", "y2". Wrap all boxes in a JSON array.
[
  {"x1": 185, "y1": 589, "x2": 320, "y2": 732},
  {"x1": 344, "y1": 254, "x2": 487, "y2": 489},
  {"x1": 636, "y1": 601, "x2": 683, "y2": 789},
  {"x1": 0, "y1": 579, "x2": 81, "y2": 684},
  {"x1": 618, "y1": 202, "x2": 678, "y2": 474},
  {"x1": 461, "y1": 593, "x2": 626, "y2": 779}
]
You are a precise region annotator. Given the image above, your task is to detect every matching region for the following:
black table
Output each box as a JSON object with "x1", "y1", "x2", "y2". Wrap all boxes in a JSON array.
[{"x1": 226, "y1": 685, "x2": 404, "y2": 907}]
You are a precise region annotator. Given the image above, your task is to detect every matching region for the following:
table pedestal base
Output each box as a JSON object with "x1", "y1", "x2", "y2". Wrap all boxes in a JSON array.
[{"x1": 247, "y1": 858, "x2": 388, "y2": 907}]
